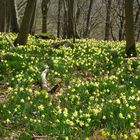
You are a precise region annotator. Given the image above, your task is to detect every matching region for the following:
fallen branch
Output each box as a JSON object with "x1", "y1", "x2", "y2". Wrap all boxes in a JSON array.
[
  {"x1": 3, "y1": 33, "x2": 15, "y2": 48},
  {"x1": 48, "y1": 81, "x2": 61, "y2": 94},
  {"x1": 32, "y1": 134, "x2": 47, "y2": 139},
  {"x1": 41, "y1": 64, "x2": 62, "y2": 95},
  {"x1": 41, "y1": 65, "x2": 49, "y2": 89},
  {"x1": 124, "y1": 57, "x2": 138, "y2": 60}
]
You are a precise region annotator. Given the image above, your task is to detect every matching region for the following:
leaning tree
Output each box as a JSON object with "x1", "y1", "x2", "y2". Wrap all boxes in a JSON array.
[{"x1": 14, "y1": 0, "x2": 37, "y2": 46}]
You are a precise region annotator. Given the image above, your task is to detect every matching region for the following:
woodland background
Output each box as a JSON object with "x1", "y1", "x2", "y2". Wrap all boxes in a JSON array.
[{"x1": 0, "y1": 0, "x2": 140, "y2": 41}]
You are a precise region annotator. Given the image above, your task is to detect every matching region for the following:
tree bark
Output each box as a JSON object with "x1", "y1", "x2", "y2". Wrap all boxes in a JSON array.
[
  {"x1": 125, "y1": 0, "x2": 137, "y2": 57},
  {"x1": 10, "y1": 0, "x2": 19, "y2": 33},
  {"x1": 57, "y1": 0, "x2": 62, "y2": 38},
  {"x1": 135, "y1": 0, "x2": 140, "y2": 41},
  {"x1": 62, "y1": 0, "x2": 68, "y2": 38},
  {"x1": 67, "y1": 0, "x2": 74, "y2": 38},
  {"x1": 41, "y1": 0, "x2": 50, "y2": 33},
  {"x1": 6, "y1": 0, "x2": 11, "y2": 32},
  {"x1": 14, "y1": 0, "x2": 37, "y2": 46},
  {"x1": 84, "y1": 0, "x2": 94, "y2": 38},
  {"x1": 118, "y1": 0, "x2": 125, "y2": 41},
  {"x1": 29, "y1": 0, "x2": 37, "y2": 34},
  {"x1": 0, "y1": 1, "x2": 6, "y2": 32},
  {"x1": 104, "y1": 0, "x2": 112, "y2": 40}
]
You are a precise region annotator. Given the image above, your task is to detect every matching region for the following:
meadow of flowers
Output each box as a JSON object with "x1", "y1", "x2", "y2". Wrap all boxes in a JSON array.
[{"x1": 0, "y1": 33, "x2": 140, "y2": 139}]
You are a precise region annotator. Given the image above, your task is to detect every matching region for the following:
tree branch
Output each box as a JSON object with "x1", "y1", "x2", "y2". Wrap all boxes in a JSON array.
[
  {"x1": 41, "y1": 65, "x2": 49, "y2": 89},
  {"x1": 3, "y1": 34, "x2": 15, "y2": 48}
]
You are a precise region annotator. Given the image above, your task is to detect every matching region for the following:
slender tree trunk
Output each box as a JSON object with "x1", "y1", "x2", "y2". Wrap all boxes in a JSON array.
[
  {"x1": 29, "y1": 0, "x2": 37, "y2": 34},
  {"x1": 136, "y1": 26, "x2": 140, "y2": 41},
  {"x1": 104, "y1": 0, "x2": 112, "y2": 40},
  {"x1": 118, "y1": 1, "x2": 125, "y2": 40},
  {"x1": 73, "y1": 1, "x2": 76, "y2": 43},
  {"x1": 10, "y1": 0, "x2": 19, "y2": 33},
  {"x1": 75, "y1": 3, "x2": 80, "y2": 37},
  {"x1": 57, "y1": 0, "x2": 62, "y2": 38},
  {"x1": 41, "y1": 0, "x2": 50, "y2": 33},
  {"x1": 6, "y1": 0, "x2": 11, "y2": 32},
  {"x1": 135, "y1": 0, "x2": 140, "y2": 41},
  {"x1": 119, "y1": 20, "x2": 125, "y2": 41},
  {"x1": 84, "y1": 0, "x2": 94, "y2": 38},
  {"x1": 62, "y1": 11, "x2": 67, "y2": 38},
  {"x1": 0, "y1": 1, "x2": 6, "y2": 32},
  {"x1": 110, "y1": 24, "x2": 116, "y2": 40},
  {"x1": 125, "y1": 0, "x2": 137, "y2": 57},
  {"x1": 62, "y1": 0, "x2": 68, "y2": 38},
  {"x1": 14, "y1": 0, "x2": 37, "y2": 46},
  {"x1": 67, "y1": 0, "x2": 74, "y2": 38}
]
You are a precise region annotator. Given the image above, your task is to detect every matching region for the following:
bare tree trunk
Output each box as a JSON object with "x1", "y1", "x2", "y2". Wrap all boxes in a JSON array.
[
  {"x1": 110, "y1": 24, "x2": 116, "y2": 40},
  {"x1": 135, "y1": 0, "x2": 140, "y2": 41},
  {"x1": 63, "y1": 0, "x2": 76, "y2": 42},
  {"x1": 125, "y1": 0, "x2": 137, "y2": 57},
  {"x1": 6, "y1": 0, "x2": 11, "y2": 32},
  {"x1": 104, "y1": 0, "x2": 112, "y2": 40},
  {"x1": 75, "y1": 3, "x2": 81, "y2": 37},
  {"x1": 0, "y1": 0, "x2": 6, "y2": 32},
  {"x1": 72, "y1": 0, "x2": 76, "y2": 42},
  {"x1": 118, "y1": 0, "x2": 125, "y2": 41},
  {"x1": 67, "y1": 0, "x2": 74, "y2": 38},
  {"x1": 57, "y1": 0, "x2": 62, "y2": 38},
  {"x1": 119, "y1": 18, "x2": 125, "y2": 40},
  {"x1": 136, "y1": 26, "x2": 140, "y2": 41},
  {"x1": 17, "y1": 1, "x2": 27, "y2": 11},
  {"x1": 84, "y1": 0, "x2": 94, "y2": 38},
  {"x1": 62, "y1": 12, "x2": 67, "y2": 38},
  {"x1": 62, "y1": 0, "x2": 68, "y2": 38},
  {"x1": 10, "y1": 0, "x2": 19, "y2": 33},
  {"x1": 14, "y1": 0, "x2": 37, "y2": 46},
  {"x1": 29, "y1": 0, "x2": 37, "y2": 34},
  {"x1": 17, "y1": 1, "x2": 27, "y2": 23},
  {"x1": 41, "y1": 0, "x2": 50, "y2": 33}
]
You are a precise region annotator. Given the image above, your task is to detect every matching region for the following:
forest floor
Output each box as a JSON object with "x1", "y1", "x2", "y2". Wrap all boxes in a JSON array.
[{"x1": 0, "y1": 33, "x2": 140, "y2": 140}]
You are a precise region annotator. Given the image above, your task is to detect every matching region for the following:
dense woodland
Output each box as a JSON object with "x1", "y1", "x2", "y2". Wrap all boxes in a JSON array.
[
  {"x1": 0, "y1": 0, "x2": 140, "y2": 55},
  {"x1": 0, "y1": 0, "x2": 140, "y2": 140},
  {"x1": 0, "y1": 0, "x2": 140, "y2": 56},
  {"x1": 0, "y1": 0, "x2": 140, "y2": 40}
]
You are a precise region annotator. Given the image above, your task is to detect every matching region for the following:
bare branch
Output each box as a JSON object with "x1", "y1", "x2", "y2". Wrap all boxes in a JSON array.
[
  {"x1": 41, "y1": 65, "x2": 49, "y2": 89},
  {"x1": 3, "y1": 34, "x2": 15, "y2": 48}
]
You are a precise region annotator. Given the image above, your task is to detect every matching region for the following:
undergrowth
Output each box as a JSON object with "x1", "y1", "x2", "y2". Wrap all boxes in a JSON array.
[{"x1": 0, "y1": 33, "x2": 140, "y2": 139}]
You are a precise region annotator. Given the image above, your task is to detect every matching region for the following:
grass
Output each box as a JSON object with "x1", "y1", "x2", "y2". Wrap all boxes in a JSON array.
[{"x1": 0, "y1": 33, "x2": 140, "y2": 139}]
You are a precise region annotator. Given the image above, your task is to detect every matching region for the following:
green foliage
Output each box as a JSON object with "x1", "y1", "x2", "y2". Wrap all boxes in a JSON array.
[{"x1": 0, "y1": 33, "x2": 140, "y2": 139}]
